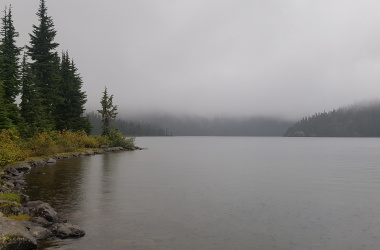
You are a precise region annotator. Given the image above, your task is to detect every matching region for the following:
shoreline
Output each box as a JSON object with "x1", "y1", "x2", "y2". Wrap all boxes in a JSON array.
[{"x1": 0, "y1": 146, "x2": 143, "y2": 249}]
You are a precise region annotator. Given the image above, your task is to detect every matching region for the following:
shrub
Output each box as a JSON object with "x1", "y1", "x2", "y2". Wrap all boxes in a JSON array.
[
  {"x1": 0, "y1": 129, "x2": 25, "y2": 166},
  {"x1": 93, "y1": 135, "x2": 110, "y2": 146},
  {"x1": 108, "y1": 128, "x2": 135, "y2": 148},
  {"x1": 82, "y1": 135, "x2": 100, "y2": 148},
  {"x1": 27, "y1": 132, "x2": 58, "y2": 156}
]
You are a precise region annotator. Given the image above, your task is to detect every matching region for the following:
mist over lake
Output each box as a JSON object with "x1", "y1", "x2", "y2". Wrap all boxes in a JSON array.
[{"x1": 24, "y1": 137, "x2": 380, "y2": 250}]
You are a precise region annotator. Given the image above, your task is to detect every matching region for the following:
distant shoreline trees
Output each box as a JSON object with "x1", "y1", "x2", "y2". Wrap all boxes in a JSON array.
[{"x1": 284, "y1": 102, "x2": 380, "y2": 137}]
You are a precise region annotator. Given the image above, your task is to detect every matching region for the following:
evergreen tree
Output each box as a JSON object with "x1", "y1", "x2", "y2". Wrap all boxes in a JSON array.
[
  {"x1": 97, "y1": 87, "x2": 118, "y2": 136},
  {"x1": 19, "y1": 52, "x2": 51, "y2": 134},
  {"x1": 0, "y1": 81, "x2": 13, "y2": 130},
  {"x1": 0, "y1": 5, "x2": 21, "y2": 103},
  {"x1": 26, "y1": 0, "x2": 60, "y2": 125},
  {"x1": 55, "y1": 51, "x2": 91, "y2": 133},
  {"x1": 0, "y1": 5, "x2": 21, "y2": 126}
]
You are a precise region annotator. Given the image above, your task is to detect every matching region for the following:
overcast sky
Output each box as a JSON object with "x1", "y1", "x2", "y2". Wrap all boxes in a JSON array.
[{"x1": 4, "y1": 0, "x2": 380, "y2": 120}]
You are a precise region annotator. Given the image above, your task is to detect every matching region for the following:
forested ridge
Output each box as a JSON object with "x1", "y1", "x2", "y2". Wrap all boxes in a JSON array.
[
  {"x1": 285, "y1": 101, "x2": 380, "y2": 137},
  {"x1": 127, "y1": 114, "x2": 294, "y2": 136}
]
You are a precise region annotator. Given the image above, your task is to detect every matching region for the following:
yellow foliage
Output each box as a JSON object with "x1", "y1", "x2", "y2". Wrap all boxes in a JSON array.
[
  {"x1": 0, "y1": 128, "x2": 109, "y2": 165},
  {"x1": 0, "y1": 129, "x2": 25, "y2": 166},
  {"x1": 28, "y1": 131, "x2": 58, "y2": 156}
]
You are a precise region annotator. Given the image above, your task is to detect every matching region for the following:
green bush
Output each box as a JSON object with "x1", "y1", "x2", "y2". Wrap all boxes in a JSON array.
[
  {"x1": 93, "y1": 135, "x2": 110, "y2": 146},
  {"x1": 108, "y1": 128, "x2": 135, "y2": 148}
]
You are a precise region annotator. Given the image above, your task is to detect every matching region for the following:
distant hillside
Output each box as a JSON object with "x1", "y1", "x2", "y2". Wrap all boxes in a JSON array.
[
  {"x1": 285, "y1": 101, "x2": 380, "y2": 137},
  {"x1": 87, "y1": 112, "x2": 167, "y2": 136},
  {"x1": 124, "y1": 114, "x2": 294, "y2": 136}
]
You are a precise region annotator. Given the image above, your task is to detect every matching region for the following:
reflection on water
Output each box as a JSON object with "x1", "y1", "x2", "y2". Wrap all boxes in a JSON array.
[{"x1": 25, "y1": 137, "x2": 380, "y2": 250}]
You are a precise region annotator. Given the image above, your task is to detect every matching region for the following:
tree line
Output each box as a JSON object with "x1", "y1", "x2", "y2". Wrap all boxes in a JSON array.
[
  {"x1": 87, "y1": 112, "x2": 167, "y2": 136},
  {"x1": 285, "y1": 101, "x2": 380, "y2": 137},
  {"x1": 0, "y1": 1, "x2": 92, "y2": 136},
  {"x1": 127, "y1": 114, "x2": 293, "y2": 136}
]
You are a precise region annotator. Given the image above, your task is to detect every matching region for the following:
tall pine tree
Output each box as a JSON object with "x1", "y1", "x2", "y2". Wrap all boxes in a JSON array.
[
  {"x1": 98, "y1": 87, "x2": 118, "y2": 136},
  {"x1": 0, "y1": 5, "x2": 21, "y2": 126},
  {"x1": 26, "y1": 0, "x2": 60, "y2": 126},
  {"x1": 55, "y1": 51, "x2": 91, "y2": 133},
  {"x1": 19, "y1": 52, "x2": 51, "y2": 134}
]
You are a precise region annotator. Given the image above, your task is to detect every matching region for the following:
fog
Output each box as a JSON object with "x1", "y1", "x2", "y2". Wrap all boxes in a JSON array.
[{"x1": 5, "y1": 0, "x2": 380, "y2": 120}]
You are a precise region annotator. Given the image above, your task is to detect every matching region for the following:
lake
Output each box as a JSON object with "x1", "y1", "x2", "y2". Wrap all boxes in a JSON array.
[{"x1": 24, "y1": 137, "x2": 380, "y2": 249}]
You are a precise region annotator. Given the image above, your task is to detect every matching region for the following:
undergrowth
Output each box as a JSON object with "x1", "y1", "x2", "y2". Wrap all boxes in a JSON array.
[{"x1": 0, "y1": 128, "x2": 135, "y2": 167}]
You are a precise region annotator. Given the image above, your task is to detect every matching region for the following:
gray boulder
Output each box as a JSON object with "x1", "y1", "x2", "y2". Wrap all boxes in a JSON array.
[
  {"x1": 29, "y1": 226, "x2": 53, "y2": 240},
  {"x1": 20, "y1": 220, "x2": 41, "y2": 230},
  {"x1": 0, "y1": 200, "x2": 20, "y2": 215},
  {"x1": 1, "y1": 181, "x2": 14, "y2": 189},
  {"x1": 31, "y1": 203, "x2": 58, "y2": 222},
  {"x1": 51, "y1": 223, "x2": 85, "y2": 239},
  {"x1": 13, "y1": 164, "x2": 31, "y2": 172},
  {"x1": 30, "y1": 216, "x2": 52, "y2": 227},
  {"x1": 0, "y1": 213, "x2": 37, "y2": 249},
  {"x1": 45, "y1": 158, "x2": 56, "y2": 164}
]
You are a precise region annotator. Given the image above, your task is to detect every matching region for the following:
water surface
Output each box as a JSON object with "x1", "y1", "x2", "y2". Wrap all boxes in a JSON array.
[{"x1": 25, "y1": 137, "x2": 380, "y2": 249}]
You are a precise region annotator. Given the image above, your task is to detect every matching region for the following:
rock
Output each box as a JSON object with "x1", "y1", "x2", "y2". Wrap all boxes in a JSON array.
[
  {"x1": 5, "y1": 167, "x2": 17, "y2": 175},
  {"x1": 1, "y1": 181, "x2": 14, "y2": 189},
  {"x1": 29, "y1": 226, "x2": 53, "y2": 240},
  {"x1": 13, "y1": 164, "x2": 31, "y2": 172},
  {"x1": 45, "y1": 158, "x2": 56, "y2": 164},
  {"x1": 1, "y1": 175, "x2": 12, "y2": 180},
  {"x1": 0, "y1": 200, "x2": 20, "y2": 215},
  {"x1": 30, "y1": 217, "x2": 52, "y2": 227},
  {"x1": 100, "y1": 145, "x2": 109, "y2": 148},
  {"x1": 11, "y1": 171, "x2": 24, "y2": 178},
  {"x1": 20, "y1": 194, "x2": 30, "y2": 204},
  {"x1": 51, "y1": 223, "x2": 85, "y2": 239},
  {"x1": 14, "y1": 179, "x2": 27, "y2": 186},
  {"x1": 20, "y1": 220, "x2": 41, "y2": 230},
  {"x1": 28, "y1": 160, "x2": 46, "y2": 168},
  {"x1": 0, "y1": 216, "x2": 37, "y2": 249},
  {"x1": 31, "y1": 203, "x2": 58, "y2": 222},
  {"x1": 0, "y1": 187, "x2": 11, "y2": 193},
  {"x1": 24, "y1": 201, "x2": 45, "y2": 208}
]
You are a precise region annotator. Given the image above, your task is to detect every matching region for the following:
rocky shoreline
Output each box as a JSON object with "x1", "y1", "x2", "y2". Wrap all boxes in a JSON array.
[{"x1": 0, "y1": 146, "x2": 142, "y2": 249}]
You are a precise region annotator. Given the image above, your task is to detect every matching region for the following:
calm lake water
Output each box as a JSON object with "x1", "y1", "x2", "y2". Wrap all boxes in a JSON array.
[{"x1": 24, "y1": 137, "x2": 380, "y2": 250}]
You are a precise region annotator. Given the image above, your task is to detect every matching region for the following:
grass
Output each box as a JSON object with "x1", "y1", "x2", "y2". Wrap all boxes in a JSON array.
[
  {"x1": 5, "y1": 214, "x2": 30, "y2": 221},
  {"x1": 0, "y1": 192, "x2": 21, "y2": 203}
]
